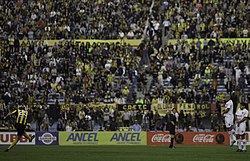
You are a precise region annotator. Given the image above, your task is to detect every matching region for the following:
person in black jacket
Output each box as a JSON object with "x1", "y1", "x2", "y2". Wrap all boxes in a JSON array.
[{"x1": 165, "y1": 108, "x2": 177, "y2": 149}]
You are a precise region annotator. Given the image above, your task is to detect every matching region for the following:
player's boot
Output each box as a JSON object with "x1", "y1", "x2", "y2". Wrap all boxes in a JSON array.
[
  {"x1": 169, "y1": 145, "x2": 175, "y2": 149},
  {"x1": 236, "y1": 149, "x2": 243, "y2": 152},
  {"x1": 29, "y1": 135, "x2": 35, "y2": 142},
  {"x1": 4, "y1": 149, "x2": 9, "y2": 152}
]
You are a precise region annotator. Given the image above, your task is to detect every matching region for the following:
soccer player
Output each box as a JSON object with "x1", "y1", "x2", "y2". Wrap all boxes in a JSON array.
[
  {"x1": 222, "y1": 94, "x2": 235, "y2": 146},
  {"x1": 165, "y1": 108, "x2": 177, "y2": 149},
  {"x1": 235, "y1": 103, "x2": 249, "y2": 152},
  {"x1": 4, "y1": 105, "x2": 35, "y2": 152}
]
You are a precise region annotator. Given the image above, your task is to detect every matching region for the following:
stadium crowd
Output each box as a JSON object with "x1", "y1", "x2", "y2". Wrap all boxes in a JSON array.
[
  {"x1": 159, "y1": 0, "x2": 250, "y2": 39},
  {"x1": 0, "y1": 0, "x2": 151, "y2": 40},
  {"x1": 0, "y1": 0, "x2": 249, "y2": 132}
]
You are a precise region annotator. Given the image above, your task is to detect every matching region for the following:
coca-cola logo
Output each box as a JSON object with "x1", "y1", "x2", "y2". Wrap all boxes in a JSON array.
[
  {"x1": 151, "y1": 134, "x2": 171, "y2": 143},
  {"x1": 193, "y1": 134, "x2": 214, "y2": 143}
]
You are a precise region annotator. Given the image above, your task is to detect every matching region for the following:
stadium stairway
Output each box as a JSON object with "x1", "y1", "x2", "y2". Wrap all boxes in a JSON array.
[
  {"x1": 127, "y1": 0, "x2": 155, "y2": 102},
  {"x1": 127, "y1": 59, "x2": 143, "y2": 102}
]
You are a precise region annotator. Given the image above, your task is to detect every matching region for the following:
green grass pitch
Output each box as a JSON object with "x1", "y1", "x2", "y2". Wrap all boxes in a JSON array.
[{"x1": 1, "y1": 145, "x2": 249, "y2": 161}]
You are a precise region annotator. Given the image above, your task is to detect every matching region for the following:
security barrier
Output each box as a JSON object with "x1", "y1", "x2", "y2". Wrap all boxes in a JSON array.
[{"x1": 2, "y1": 131, "x2": 250, "y2": 146}]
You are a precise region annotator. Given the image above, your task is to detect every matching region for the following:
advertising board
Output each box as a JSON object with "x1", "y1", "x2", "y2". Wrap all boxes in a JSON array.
[
  {"x1": 147, "y1": 132, "x2": 230, "y2": 145},
  {"x1": 0, "y1": 132, "x2": 35, "y2": 145},
  {"x1": 35, "y1": 132, "x2": 59, "y2": 145},
  {"x1": 59, "y1": 132, "x2": 147, "y2": 145}
]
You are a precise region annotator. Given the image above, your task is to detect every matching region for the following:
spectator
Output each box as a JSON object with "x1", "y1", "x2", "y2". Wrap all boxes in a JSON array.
[
  {"x1": 65, "y1": 120, "x2": 73, "y2": 132},
  {"x1": 103, "y1": 106, "x2": 110, "y2": 129},
  {"x1": 122, "y1": 109, "x2": 130, "y2": 127},
  {"x1": 41, "y1": 114, "x2": 49, "y2": 131},
  {"x1": 57, "y1": 118, "x2": 65, "y2": 131},
  {"x1": 109, "y1": 118, "x2": 117, "y2": 131},
  {"x1": 238, "y1": 74, "x2": 247, "y2": 92},
  {"x1": 131, "y1": 120, "x2": 142, "y2": 132}
]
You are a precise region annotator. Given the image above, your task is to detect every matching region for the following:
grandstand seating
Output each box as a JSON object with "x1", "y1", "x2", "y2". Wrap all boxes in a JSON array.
[{"x1": 0, "y1": 0, "x2": 249, "y2": 132}]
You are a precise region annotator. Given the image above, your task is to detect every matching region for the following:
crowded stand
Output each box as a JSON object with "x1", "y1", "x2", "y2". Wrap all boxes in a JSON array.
[
  {"x1": 159, "y1": 0, "x2": 250, "y2": 39},
  {"x1": 0, "y1": 0, "x2": 249, "y2": 133},
  {"x1": 143, "y1": 0, "x2": 250, "y2": 104},
  {"x1": 0, "y1": 0, "x2": 151, "y2": 40}
]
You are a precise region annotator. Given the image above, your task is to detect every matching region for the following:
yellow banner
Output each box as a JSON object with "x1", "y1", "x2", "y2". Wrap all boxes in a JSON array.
[
  {"x1": 167, "y1": 38, "x2": 250, "y2": 47},
  {"x1": 60, "y1": 103, "x2": 116, "y2": 111},
  {"x1": 151, "y1": 103, "x2": 175, "y2": 116},
  {"x1": 151, "y1": 103, "x2": 210, "y2": 117},
  {"x1": 19, "y1": 38, "x2": 250, "y2": 47},
  {"x1": 177, "y1": 103, "x2": 210, "y2": 117},
  {"x1": 177, "y1": 103, "x2": 196, "y2": 116},
  {"x1": 248, "y1": 104, "x2": 250, "y2": 117},
  {"x1": 59, "y1": 132, "x2": 147, "y2": 145},
  {"x1": 20, "y1": 39, "x2": 142, "y2": 46}
]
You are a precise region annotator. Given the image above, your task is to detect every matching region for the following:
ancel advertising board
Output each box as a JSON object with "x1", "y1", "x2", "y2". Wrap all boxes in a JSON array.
[{"x1": 59, "y1": 132, "x2": 147, "y2": 145}]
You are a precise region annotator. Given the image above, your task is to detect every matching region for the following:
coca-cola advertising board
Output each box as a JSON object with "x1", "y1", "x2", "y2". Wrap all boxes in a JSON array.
[
  {"x1": 147, "y1": 132, "x2": 171, "y2": 145},
  {"x1": 147, "y1": 132, "x2": 230, "y2": 145}
]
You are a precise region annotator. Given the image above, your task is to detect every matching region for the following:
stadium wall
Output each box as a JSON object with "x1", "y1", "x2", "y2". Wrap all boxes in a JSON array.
[{"x1": 1, "y1": 131, "x2": 250, "y2": 146}]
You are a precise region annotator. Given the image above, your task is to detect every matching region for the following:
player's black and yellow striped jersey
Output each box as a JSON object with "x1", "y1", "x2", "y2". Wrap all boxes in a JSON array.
[{"x1": 11, "y1": 109, "x2": 28, "y2": 125}]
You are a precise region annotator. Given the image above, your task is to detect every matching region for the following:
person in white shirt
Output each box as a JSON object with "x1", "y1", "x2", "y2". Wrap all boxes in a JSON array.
[
  {"x1": 132, "y1": 120, "x2": 142, "y2": 131},
  {"x1": 122, "y1": 109, "x2": 131, "y2": 127},
  {"x1": 127, "y1": 30, "x2": 135, "y2": 39},
  {"x1": 119, "y1": 31, "x2": 125, "y2": 39},
  {"x1": 235, "y1": 103, "x2": 249, "y2": 152},
  {"x1": 173, "y1": 108, "x2": 179, "y2": 125},
  {"x1": 223, "y1": 93, "x2": 235, "y2": 146}
]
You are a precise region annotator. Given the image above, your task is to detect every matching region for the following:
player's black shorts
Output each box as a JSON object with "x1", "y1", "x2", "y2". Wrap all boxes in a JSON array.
[
  {"x1": 167, "y1": 125, "x2": 175, "y2": 135},
  {"x1": 14, "y1": 123, "x2": 26, "y2": 136}
]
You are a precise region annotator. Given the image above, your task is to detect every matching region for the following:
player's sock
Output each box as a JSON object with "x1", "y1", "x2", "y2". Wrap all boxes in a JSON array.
[
  {"x1": 169, "y1": 137, "x2": 174, "y2": 148},
  {"x1": 231, "y1": 129, "x2": 235, "y2": 135},
  {"x1": 171, "y1": 138, "x2": 174, "y2": 145},
  {"x1": 23, "y1": 132, "x2": 32, "y2": 141},
  {"x1": 242, "y1": 139, "x2": 246, "y2": 151},
  {"x1": 229, "y1": 129, "x2": 236, "y2": 146},
  {"x1": 230, "y1": 129, "x2": 235, "y2": 140},
  {"x1": 7, "y1": 138, "x2": 19, "y2": 150},
  {"x1": 237, "y1": 139, "x2": 242, "y2": 150}
]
